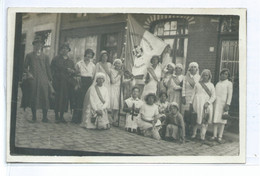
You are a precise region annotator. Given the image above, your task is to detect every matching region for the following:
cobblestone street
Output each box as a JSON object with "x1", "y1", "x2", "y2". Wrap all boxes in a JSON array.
[{"x1": 14, "y1": 103, "x2": 239, "y2": 156}]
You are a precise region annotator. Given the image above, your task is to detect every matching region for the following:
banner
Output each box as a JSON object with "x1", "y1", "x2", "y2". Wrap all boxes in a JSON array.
[{"x1": 124, "y1": 15, "x2": 168, "y2": 76}]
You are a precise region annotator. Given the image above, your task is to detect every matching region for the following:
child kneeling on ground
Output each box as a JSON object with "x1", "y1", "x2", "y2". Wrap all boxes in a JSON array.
[
  {"x1": 137, "y1": 93, "x2": 161, "y2": 140},
  {"x1": 123, "y1": 87, "x2": 143, "y2": 133},
  {"x1": 165, "y1": 102, "x2": 185, "y2": 143}
]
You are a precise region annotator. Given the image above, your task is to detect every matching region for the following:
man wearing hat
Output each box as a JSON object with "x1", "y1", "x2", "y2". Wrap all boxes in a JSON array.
[
  {"x1": 51, "y1": 42, "x2": 76, "y2": 123},
  {"x1": 23, "y1": 36, "x2": 52, "y2": 122}
]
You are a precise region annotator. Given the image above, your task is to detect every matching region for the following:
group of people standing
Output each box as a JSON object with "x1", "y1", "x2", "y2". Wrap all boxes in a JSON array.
[
  {"x1": 22, "y1": 38, "x2": 125, "y2": 129},
  {"x1": 22, "y1": 37, "x2": 233, "y2": 144}
]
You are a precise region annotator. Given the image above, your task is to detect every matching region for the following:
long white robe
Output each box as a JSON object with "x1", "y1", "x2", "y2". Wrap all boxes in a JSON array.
[
  {"x1": 95, "y1": 62, "x2": 111, "y2": 108},
  {"x1": 166, "y1": 74, "x2": 184, "y2": 106},
  {"x1": 82, "y1": 85, "x2": 110, "y2": 129},
  {"x1": 142, "y1": 65, "x2": 162, "y2": 99},
  {"x1": 190, "y1": 82, "x2": 216, "y2": 124},
  {"x1": 181, "y1": 73, "x2": 200, "y2": 114},
  {"x1": 110, "y1": 68, "x2": 122, "y2": 110},
  {"x1": 213, "y1": 80, "x2": 233, "y2": 124}
]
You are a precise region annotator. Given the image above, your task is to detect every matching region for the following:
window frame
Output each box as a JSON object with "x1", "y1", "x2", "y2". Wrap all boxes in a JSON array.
[
  {"x1": 150, "y1": 18, "x2": 189, "y2": 63},
  {"x1": 150, "y1": 18, "x2": 189, "y2": 38}
]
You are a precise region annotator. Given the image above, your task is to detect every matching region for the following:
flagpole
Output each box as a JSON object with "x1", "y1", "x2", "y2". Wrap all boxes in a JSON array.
[{"x1": 117, "y1": 15, "x2": 128, "y2": 127}]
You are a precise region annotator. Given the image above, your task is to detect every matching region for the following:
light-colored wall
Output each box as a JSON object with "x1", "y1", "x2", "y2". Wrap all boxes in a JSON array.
[{"x1": 22, "y1": 13, "x2": 59, "y2": 61}]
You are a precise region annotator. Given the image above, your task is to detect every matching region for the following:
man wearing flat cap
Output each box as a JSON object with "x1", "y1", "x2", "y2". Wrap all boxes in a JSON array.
[
  {"x1": 51, "y1": 42, "x2": 76, "y2": 123},
  {"x1": 23, "y1": 36, "x2": 52, "y2": 123}
]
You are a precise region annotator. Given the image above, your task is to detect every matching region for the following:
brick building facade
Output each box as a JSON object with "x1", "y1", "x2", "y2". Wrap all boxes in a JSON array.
[{"x1": 20, "y1": 13, "x2": 239, "y2": 118}]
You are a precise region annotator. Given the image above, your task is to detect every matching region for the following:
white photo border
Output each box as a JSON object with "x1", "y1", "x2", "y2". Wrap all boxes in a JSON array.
[{"x1": 6, "y1": 7, "x2": 247, "y2": 163}]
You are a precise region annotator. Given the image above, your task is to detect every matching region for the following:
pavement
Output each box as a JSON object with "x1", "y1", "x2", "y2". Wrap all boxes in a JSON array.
[
  {"x1": 14, "y1": 88, "x2": 239, "y2": 156},
  {"x1": 14, "y1": 109, "x2": 239, "y2": 156}
]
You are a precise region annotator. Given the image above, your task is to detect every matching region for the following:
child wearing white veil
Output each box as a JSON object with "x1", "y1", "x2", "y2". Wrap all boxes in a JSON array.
[{"x1": 81, "y1": 72, "x2": 110, "y2": 130}]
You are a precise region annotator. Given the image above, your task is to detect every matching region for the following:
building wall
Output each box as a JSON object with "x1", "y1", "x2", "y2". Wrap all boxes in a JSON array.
[
  {"x1": 22, "y1": 13, "x2": 60, "y2": 60},
  {"x1": 60, "y1": 14, "x2": 222, "y2": 83},
  {"x1": 60, "y1": 13, "x2": 126, "y2": 30},
  {"x1": 60, "y1": 14, "x2": 126, "y2": 63},
  {"x1": 186, "y1": 16, "x2": 219, "y2": 82}
]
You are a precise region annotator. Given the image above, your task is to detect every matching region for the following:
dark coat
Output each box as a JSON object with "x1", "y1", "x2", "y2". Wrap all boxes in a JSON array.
[
  {"x1": 22, "y1": 52, "x2": 52, "y2": 109},
  {"x1": 51, "y1": 55, "x2": 75, "y2": 112}
]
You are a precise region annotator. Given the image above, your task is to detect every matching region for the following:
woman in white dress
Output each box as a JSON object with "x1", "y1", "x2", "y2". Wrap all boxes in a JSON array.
[
  {"x1": 123, "y1": 87, "x2": 143, "y2": 133},
  {"x1": 190, "y1": 69, "x2": 216, "y2": 141},
  {"x1": 165, "y1": 63, "x2": 184, "y2": 107},
  {"x1": 142, "y1": 55, "x2": 162, "y2": 99},
  {"x1": 211, "y1": 69, "x2": 233, "y2": 143},
  {"x1": 182, "y1": 62, "x2": 200, "y2": 115},
  {"x1": 137, "y1": 93, "x2": 161, "y2": 140},
  {"x1": 110, "y1": 59, "x2": 124, "y2": 125},
  {"x1": 81, "y1": 72, "x2": 110, "y2": 130},
  {"x1": 95, "y1": 50, "x2": 112, "y2": 104}
]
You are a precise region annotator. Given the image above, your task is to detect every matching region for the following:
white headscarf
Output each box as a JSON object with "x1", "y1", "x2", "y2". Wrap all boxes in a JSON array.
[
  {"x1": 186, "y1": 62, "x2": 200, "y2": 76},
  {"x1": 87, "y1": 72, "x2": 107, "y2": 91},
  {"x1": 113, "y1": 58, "x2": 122, "y2": 66},
  {"x1": 95, "y1": 72, "x2": 106, "y2": 81},
  {"x1": 82, "y1": 72, "x2": 107, "y2": 122},
  {"x1": 188, "y1": 62, "x2": 199, "y2": 70},
  {"x1": 163, "y1": 62, "x2": 175, "y2": 73}
]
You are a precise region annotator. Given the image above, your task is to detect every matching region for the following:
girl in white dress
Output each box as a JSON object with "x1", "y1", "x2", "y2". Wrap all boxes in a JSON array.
[
  {"x1": 211, "y1": 69, "x2": 233, "y2": 142},
  {"x1": 123, "y1": 87, "x2": 143, "y2": 133},
  {"x1": 190, "y1": 69, "x2": 216, "y2": 141},
  {"x1": 173, "y1": 64, "x2": 184, "y2": 108},
  {"x1": 142, "y1": 55, "x2": 162, "y2": 99},
  {"x1": 162, "y1": 62, "x2": 175, "y2": 95},
  {"x1": 181, "y1": 62, "x2": 200, "y2": 115},
  {"x1": 81, "y1": 72, "x2": 110, "y2": 130},
  {"x1": 110, "y1": 59, "x2": 124, "y2": 125},
  {"x1": 137, "y1": 93, "x2": 161, "y2": 140}
]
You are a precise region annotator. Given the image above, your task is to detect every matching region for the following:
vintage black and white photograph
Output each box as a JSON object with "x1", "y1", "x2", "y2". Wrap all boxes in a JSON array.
[{"x1": 6, "y1": 8, "x2": 246, "y2": 163}]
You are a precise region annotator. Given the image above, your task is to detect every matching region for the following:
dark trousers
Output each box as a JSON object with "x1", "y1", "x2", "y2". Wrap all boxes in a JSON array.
[
  {"x1": 31, "y1": 107, "x2": 48, "y2": 120},
  {"x1": 72, "y1": 77, "x2": 92, "y2": 123}
]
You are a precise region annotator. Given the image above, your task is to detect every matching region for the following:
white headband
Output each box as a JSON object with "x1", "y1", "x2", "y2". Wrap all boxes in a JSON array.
[
  {"x1": 96, "y1": 72, "x2": 106, "y2": 80},
  {"x1": 189, "y1": 62, "x2": 199, "y2": 69},
  {"x1": 113, "y1": 59, "x2": 122, "y2": 66}
]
